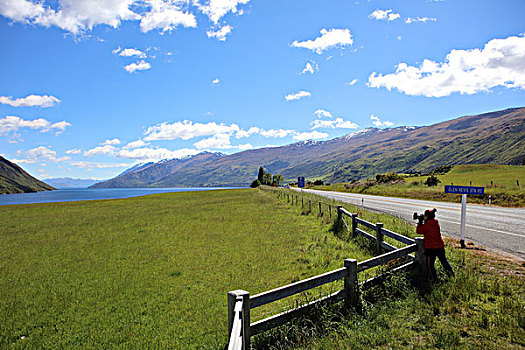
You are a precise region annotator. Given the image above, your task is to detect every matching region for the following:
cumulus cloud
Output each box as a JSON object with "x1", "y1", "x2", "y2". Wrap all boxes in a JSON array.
[
  {"x1": 370, "y1": 115, "x2": 394, "y2": 127},
  {"x1": 70, "y1": 161, "x2": 132, "y2": 169},
  {"x1": 405, "y1": 17, "x2": 436, "y2": 24},
  {"x1": 0, "y1": 115, "x2": 70, "y2": 135},
  {"x1": 114, "y1": 47, "x2": 146, "y2": 58},
  {"x1": 260, "y1": 129, "x2": 295, "y2": 138},
  {"x1": 124, "y1": 139, "x2": 148, "y2": 149},
  {"x1": 235, "y1": 126, "x2": 260, "y2": 138},
  {"x1": 314, "y1": 109, "x2": 333, "y2": 119},
  {"x1": 197, "y1": 0, "x2": 250, "y2": 24},
  {"x1": 194, "y1": 133, "x2": 233, "y2": 149},
  {"x1": 347, "y1": 79, "x2": 358, "y2": 86},
  {"x1": 103, "y1": 138, "x2": 121, "y2": 145},
  {"x1": 211, "y1": 78, "x2": 220, "y2": 85},
  {"x1": 292, "y1": 131, "x2": 328, "y2": 141},
  {"x1": 139, "y1": 1, "x2": 197, "y2": 33},
  {"x1": 0, "y1": 0, "x2": 198, "y2": 35},
  {"x1": 66, "y1": 148, "x2": 81, "y2": 154},
  {"x1": 301, "y1": 62, "x2": 318, "y2": 75},
  {"x1": 0, "y1": 94, "x2": 60, "y2": 107},
  {"x1": 124, "y1": 60, "x2": 151, "y2": 73},
  {"x1": 369, "y1": 9, "x2": 400, "y2": 21},
  {"x1": 14, "y1": 146, "x2": 70, "y2": 164},
  {"x1": 84, "y1": 145, "x2": 118, "y2": 157},
  {"x1": 291, "y1": 28, "x2": 353, "y2": 54},
  {"x1": 285, "y1": 90, "x2": 311, "y2": 101},
  {"x1": 117, "y1": 147, "x2": 200, "y2": 161},
  {"x1": 207, "y1": 25, "x2": 232, "y2": 41},
  {"x1": 144, "y1": 120, "x2": 240, "y2": 141},
  {"x1": 368, "y1": 35, "x2": 525, "y2": 97},
  {"x1": 311, "y1": 118, "x2": 359, "y2": 130}
]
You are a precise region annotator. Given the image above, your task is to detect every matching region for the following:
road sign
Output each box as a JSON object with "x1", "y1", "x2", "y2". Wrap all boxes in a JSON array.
[
  {"x1": 445, "y1": 185, "x2": 484, "y2": 196},
  {"x1": 298, "y1": 177, "x2": 305, "y2": 188}
]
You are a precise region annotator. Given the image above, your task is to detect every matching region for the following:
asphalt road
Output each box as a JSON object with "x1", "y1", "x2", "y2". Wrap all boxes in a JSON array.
[{"x1": 294, "y1": 188, "x2": 525, "y2": 261}]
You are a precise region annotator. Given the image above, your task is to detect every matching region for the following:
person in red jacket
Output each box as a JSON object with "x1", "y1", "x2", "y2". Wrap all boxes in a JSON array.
[{"x1": 416, "y1": 208, "x2": 454, "y2": 280}]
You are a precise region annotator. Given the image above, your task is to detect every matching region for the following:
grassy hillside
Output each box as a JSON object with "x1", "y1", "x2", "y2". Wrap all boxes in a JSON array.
[
  {"x1": 0, "y1": 156, "x2": 55, "y2": 194},
  {"x1": 93, "y1": 107, "x2": 525, "y2": 188},
  {"x1": 311, "y1": 165, "x2": 525, "y2": 207}
]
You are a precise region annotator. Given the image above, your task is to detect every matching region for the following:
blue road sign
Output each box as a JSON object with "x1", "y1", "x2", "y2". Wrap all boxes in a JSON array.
[
  {"x1": 298, "y1": 177, "x2": 305, "y2": 188},
  {"x1": 445, "y1": 185, "x2": 484, "y2": 196}
]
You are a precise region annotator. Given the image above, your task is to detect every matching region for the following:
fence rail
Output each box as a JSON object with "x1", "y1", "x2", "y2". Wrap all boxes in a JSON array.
[{"x1": 227, "y1": 188, "x2": 426, "y2": 349}]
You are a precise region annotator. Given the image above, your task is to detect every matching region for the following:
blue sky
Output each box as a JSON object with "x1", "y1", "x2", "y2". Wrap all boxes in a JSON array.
[{"x1": 1, "y1": 0, "x2": 524, "y2": 180}]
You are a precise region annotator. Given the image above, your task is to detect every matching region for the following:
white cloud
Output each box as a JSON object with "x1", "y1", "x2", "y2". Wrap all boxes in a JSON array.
[
  {"x1": 84, "y1": 145, "x2": 117, "y2": 157},
  {"x1": 14, "y1": 146, "x2": 70, "y2": 164},
  {"x1": 369, "y1": 9, "x2": 400, "y2": 21},
  {"x1": 0, "y1": 116, "x2": 70, "y2": 135},
  {"x1": 117, "y1": 147, "x2": 200, "y2": 161},
  {"x1": 311, "y1": 117, "x2": 359, "y2": 130},
  {"x1": 124, "y1": 139, "x2": 148, "y2": 149},
  {"x1": 235, "y1": 126, "x2": 260, "y2": 138},
  {"x1": 237, "y1": 143, "x2": 253, "y2": 150},
  {"x1": 194, "y1": 133, "x2": 233, "y2": 149},
  {"x1": 66, "y1": 148, "x2": 81, "y2": 154},
  {"x1": 0, "y1": 94, "x2": 60, "y2": 107},
  {"x1": 301, "y1": 62, "x2": 318, "y2": 75},
  {"x1": 70, "y1": 161, "x2": 132, "y2": 169},
  {"x1": 115, "y1": 48, "x2": 146, "y2": 58},
  {"x1": 368, "y1": 35, "x2": 525, "y2": 97},
  {"x1": 285, "y1": 90, "x2": 311, "y2": 101},
  {"x1": 259, "y1": 129, "x2": 295, "y2": 138},
  {"x1": 370, "y1": 115, "x2": 394, "y2": 127},
  {"x1": 0, "y1": 0, "x2": 197, "y2": 35},
  {"x1": 291, "y1": 28, "x2": 353, "y2": 54},
  {"x1": 405, "y1": 17, "x2": 436, "y2": 24},
  {"x1": 314, "y1": 109, "x2": 333, "y2": 119},
  {"x1": 139, "y1": 1, "x2": 197, "y2": 33},
  {"x1": 292, "y1": 131, "x2": 328, "y2": 141},
  {"x1": 347, "y1": 79, "x2": 358, "y2": 86},
  {"x1": 211, "y1": 78, "x2": 220, "y2": 85},
  {"x1": 197, "y1": 0, "x2": 250, "y2": 24},
  {"x1": 124, "y1": 60, "x2": 151, "y2": 73},
  {"x1": 144, "y1": 120, "x2": 240, "y2": 141},
  {"x1": 103, "y1": 138, "x2": 121, "y2": 145},
  {"x1": 207, "y1": 25, "x2": 232, "y2": 41}
]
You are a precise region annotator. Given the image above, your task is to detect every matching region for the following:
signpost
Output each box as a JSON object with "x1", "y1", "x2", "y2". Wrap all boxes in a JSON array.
[
  {"x1": 445, "y1": 185, "x2": 484, "y2": 248},
  {"x1": 298, "y1": 177, "x2": 305, "y2": 188}
]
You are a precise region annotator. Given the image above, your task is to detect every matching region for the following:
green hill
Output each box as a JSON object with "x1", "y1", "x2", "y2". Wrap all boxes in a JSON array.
[
  {"x1": 0, "y1": 156, "x2": 55, "y2": 194},
  {"x1": 92, "y1": 107, "x2": 525, "y2": 188}
]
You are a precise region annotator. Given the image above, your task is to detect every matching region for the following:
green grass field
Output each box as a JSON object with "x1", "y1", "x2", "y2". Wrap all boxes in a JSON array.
[
  {"x1": 311, "y1": 165, "x2": 525, "y2": 207},
  {"x1": 0, "y1": 189, "x2": 372, "y2": 349},
  {"x1": 1, "y1": 188, "x2": 523, "y2": 349}
]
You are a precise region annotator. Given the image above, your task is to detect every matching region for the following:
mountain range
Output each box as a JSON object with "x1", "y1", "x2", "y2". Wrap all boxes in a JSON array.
[
  {"x1": 92, "y1": 107, "x2": 525, "y2": 188},
  {"x1": 0, "y1": 156, "x2": 55, "y2": 194},
  {"x1": 43, "y1": 178, "x2": 102, "y2": 189}
]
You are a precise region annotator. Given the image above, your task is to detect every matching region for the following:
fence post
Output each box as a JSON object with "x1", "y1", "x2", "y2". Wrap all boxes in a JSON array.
[
  {"x1": 319, "y1": 202, "x2": 322, "y2": 216},
  {"x1": 301, "y1": 197, "x2": 304, "y2": 208},
  {"x1": 414, "y1": 237, "x2": 428, "y2": 279},
  {"x1": 344, "y1": 259, "x2": 360, "y2": 313},
  {"x1": 351, "y1": 213, "x2": 357, "y2": 237},
  {"x1": 309, "y1": 200, "x2": 312, "y2": 213},
  {"x1": 329, "y1": 204, "x2": 332, "y2": 220},
  {"x1": 228, "y1": 289, "x2": 250, "y2": 349},
  {"x1": 376, "y1": 223, "x2": 383, "y2": 254}
]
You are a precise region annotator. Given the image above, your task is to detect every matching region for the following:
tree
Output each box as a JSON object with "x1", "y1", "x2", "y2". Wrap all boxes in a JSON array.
[
  {"x1": 273, "y1": 174, "x2": 284, "y2": 187},
  {"x1": 263, "y1": 172, "x2": 272, "y2": 185},
  {"x1": 425, "y1": 175, "x2": 441, "y2": 186},
  {"x1": 257, "y1": 167, "x2": 265, "y2": 183},
  {"x1": 250, "y1": 179, "x2": 261, "y2": 188}
]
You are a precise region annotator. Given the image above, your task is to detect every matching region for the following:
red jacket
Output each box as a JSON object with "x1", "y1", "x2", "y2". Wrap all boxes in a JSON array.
[{"x1": 417, "y1": 219, "x2": 444, "y2": 249}]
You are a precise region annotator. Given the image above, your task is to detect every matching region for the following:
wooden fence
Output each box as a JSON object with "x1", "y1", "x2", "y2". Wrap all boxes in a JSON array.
[{"x1": 227, "y1": 189, "x2": 426, "y2": 349}]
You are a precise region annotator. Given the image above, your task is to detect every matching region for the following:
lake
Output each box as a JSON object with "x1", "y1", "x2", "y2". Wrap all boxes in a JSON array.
[{"x1": 0, "y1": 187, "x2": 238, "y2": 206}]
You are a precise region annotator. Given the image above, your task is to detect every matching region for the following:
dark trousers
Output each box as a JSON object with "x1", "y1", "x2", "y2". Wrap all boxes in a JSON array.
[{"x1": 425, "y1": 247, "x2": 454, "y2": 280}]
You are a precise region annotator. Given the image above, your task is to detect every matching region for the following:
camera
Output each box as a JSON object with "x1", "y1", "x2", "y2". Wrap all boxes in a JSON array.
[{"x1": 413, "y1": 212, "x2": 424, "y2": 221}]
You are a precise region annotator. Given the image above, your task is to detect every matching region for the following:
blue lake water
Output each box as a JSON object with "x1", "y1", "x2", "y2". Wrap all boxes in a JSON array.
[{"x1": 0, "y1": 187, "x2": 238, "y2": 206}]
